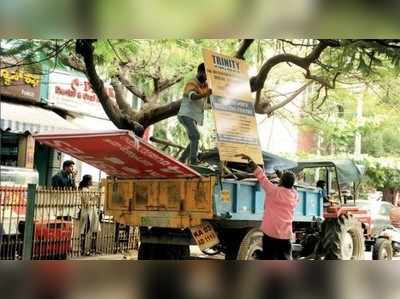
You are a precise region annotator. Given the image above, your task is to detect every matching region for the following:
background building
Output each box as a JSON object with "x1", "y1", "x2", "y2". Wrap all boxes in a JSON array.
[
  {"x1": 1, "y1": 62, "x2": 77, "y2": 186},
  {"x1": 1, "y1": 64, "x2": 140, "y2": 186},
  {"x1": 256, "y1": 81, "x2": 314, "y2": 156}
]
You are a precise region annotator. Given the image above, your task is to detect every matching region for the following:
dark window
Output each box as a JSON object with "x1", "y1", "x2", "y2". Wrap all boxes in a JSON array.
[{"x1": 0, "y1": 131, "x2": 20, "y2": 166}]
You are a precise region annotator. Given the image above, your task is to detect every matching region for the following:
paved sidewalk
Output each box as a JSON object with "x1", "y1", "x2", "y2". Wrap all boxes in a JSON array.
[{"x1": 71, "y1": 251, "x2": 137, "y2": 260}]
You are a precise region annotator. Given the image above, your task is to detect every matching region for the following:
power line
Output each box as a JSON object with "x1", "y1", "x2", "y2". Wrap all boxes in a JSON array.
[{"x1": 0, "y1": 40, "x2": 73, "y2": 70}]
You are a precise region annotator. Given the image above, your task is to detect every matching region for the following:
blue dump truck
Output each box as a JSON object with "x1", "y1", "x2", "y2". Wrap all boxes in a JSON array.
[{"x1": 104, "y1": 149, "x2": 371, "y2": 260}]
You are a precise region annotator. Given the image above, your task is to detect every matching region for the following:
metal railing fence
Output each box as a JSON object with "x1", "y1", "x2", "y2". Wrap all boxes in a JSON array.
[{"x1": 0, "y1": 185, "x2": 137, "y2": 260}]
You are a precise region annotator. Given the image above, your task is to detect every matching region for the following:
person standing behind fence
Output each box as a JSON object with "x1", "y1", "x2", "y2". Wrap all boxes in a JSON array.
[
  {"x1": 51, "y1": 160, "x2": 76, "y2": 189},
  {"x1": 78, "y1": 175, "x2": 101, "y2": 256}
]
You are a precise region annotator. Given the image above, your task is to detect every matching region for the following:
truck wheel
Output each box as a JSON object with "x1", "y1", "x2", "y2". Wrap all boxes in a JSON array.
[
  {"x1": 237, "y1": 228, "x2": 264, "y2": 260},
  {"x1": 320, "y1": 214, "x2": 365, "y2": 260},
  {"x1": 138, "y1": 243, "x2": 190, "y2": 260},
  {"x1": 221, "y1": 230, "x2": 247, "y2": 260},
  {"x1": 373, "y1": 238, "x2": 393, "y2": 260},
  {"x1": 224, "y1": 244, "x2": 240, "y2": 260},
  {"x1": 155, "y1": 244, "x2": 190, "y2": 260},
  {"x1": 223, "y1": 237, "x2": 242, "y2": 260},
  {"x1": 138, "y1": 243, "x2": 154, "y2": 260},
  {"x1": 168, "y1": 245, "x2": 190, "y2": 260}
]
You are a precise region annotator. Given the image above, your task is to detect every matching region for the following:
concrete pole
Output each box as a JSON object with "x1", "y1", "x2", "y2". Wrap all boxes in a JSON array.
[
  {"x1": 354, "y1": 84, "x2": 366, "y2": 159},
  {"x1": 315, "y1": 134, "x2": 322, "y2": 182},
  {"x1": 22, "y1": 184, "x2": 36, "y2": 260}
]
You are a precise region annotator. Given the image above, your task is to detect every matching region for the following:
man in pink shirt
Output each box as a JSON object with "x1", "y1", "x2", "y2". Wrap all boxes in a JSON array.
[{"x1": 237, "y1": 154, "x2": 298, "y2": 260}]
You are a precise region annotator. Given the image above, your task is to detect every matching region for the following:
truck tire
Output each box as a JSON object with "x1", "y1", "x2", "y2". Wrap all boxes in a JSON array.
[
  {"x1": 138, "y1": 243, "x2": 154, "y2": 260},
  {"x1": 320, "y1": 214, "x2": 365, "y2": 260},
  {"x1": 224, "y1": 243, "x2": 241, "y2": 260},
  {"x1": 165, "y1": 245, "x2": 190, "y2": 260},
  {"x1": 157, "y1": 244, "x2": 190, "y2": 260},
  {"x1": 372, "y1": 238, "x2": 393, "y2": 260},
  {"x1": 237, "y1": 228, "x2": 264, "y2": 260},
  {"x1": 138, "y1": 243, "x2": 190, "y2": 260}
]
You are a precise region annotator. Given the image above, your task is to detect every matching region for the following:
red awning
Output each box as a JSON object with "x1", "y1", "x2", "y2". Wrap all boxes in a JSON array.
[{"x1": 34, "y1": 130, "x2": 200, "y2": 179}]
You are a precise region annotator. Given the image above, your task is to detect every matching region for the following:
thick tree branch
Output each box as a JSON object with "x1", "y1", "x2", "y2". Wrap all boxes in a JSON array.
[
  {"x1": 234, "y1": 39, "x2": 254, "y2": 59},
  {"x1": 73, "y1": 39, "x2": 355, "y2": 137},
  {"x1": 137, "y1": 99, "x2": 182, "y2": 128},
  {"x1": 75, "y1": 40, "x2": 121, "y2": 125},
  {"x1": 250, "y1": 40, "x2": 339, "y2": 92},
  {"x1": 75, "y1": 39, "x2": 143, "y2": 135}
]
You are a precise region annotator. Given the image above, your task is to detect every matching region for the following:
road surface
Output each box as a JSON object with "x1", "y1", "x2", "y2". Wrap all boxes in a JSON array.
[{"x1": 74, "y1": 246, "x2": 400, "y2": 260}]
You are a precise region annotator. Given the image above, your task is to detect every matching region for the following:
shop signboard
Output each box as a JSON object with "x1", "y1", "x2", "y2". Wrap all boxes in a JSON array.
[
  {"x1": 0, "y1": 65, "x2": 41, "y2": 101},
  {"x1": 34, "y1": 130, "x2": 201, "y2": 179},
  {"x1": 48, "y1": 71, "x2": 116, "y2": 118}
]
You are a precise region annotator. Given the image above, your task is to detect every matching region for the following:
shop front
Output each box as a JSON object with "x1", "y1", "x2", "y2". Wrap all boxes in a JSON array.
[
  {"x1": 1, "y1": 65, "x2": 77, "y2": 186},
  {"x1": 46, "y1": 70, "x2": 125, "y2": 184},
  {"x1": 1, "y1": 67, "x2": 140, "y2": 186}
]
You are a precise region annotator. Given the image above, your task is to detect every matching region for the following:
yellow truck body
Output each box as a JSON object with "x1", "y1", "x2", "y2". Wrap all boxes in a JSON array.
[{"x1": 104, "y1": 176, "x2": 216, "y2": 229}]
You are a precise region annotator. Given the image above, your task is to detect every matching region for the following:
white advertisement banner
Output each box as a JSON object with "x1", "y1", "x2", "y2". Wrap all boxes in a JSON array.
[{"x1": 48, "y1": 71, "x2": 116, "y2": 119}]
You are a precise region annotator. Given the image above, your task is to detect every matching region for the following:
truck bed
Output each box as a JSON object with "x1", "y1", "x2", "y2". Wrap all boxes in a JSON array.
[{"x1": 104, "y1": 176, "x2": 324, "y2": 229}]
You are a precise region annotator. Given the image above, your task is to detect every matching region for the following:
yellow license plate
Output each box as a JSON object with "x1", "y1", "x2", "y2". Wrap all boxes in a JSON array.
[{"x1": 190, "y1": 222, "x2": 219, "y2": 251}]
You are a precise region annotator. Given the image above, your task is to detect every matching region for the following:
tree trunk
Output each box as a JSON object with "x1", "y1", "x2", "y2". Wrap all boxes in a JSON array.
[{"x1": 383, "y1": 187, "x2": 400, "y2": 206}]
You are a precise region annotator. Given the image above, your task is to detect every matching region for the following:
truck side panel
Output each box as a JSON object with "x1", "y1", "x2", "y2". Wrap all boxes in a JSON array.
[
  {"x1": 105, "y1": 177, "x2": 215, "y2": 229},
  {"x1": 295, "y1": 189, "x2": 323, "y2": 222},
  {"x1": 213, "y1": 180, "x2": 323, "y2": 222},
  {"x1": 213, "y1": 180, "x2": 264, "y2": 221}
]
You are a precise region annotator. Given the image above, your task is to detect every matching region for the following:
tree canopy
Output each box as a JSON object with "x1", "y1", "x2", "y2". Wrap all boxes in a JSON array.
[{"x1": 2, "y1": 39, "x2": 400, "y2": 144}]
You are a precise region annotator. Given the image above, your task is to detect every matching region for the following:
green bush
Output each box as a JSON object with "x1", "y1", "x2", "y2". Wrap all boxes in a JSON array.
[{"x1": 361, "y1": 156, "x2": 400, "y2": 190}]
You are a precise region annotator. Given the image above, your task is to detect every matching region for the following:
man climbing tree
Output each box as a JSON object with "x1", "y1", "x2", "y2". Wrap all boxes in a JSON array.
[{"x1": 177, "y1": 63, "x2": 212, "y2": 165}]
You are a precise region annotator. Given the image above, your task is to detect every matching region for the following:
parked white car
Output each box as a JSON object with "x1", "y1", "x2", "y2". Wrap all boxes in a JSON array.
[
  {"x1": 355, "y1": 200, "x2": 394, "y2": 236},
  {"x1": 356, "y1": 199, "x2": 400, "y2": 259}
]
